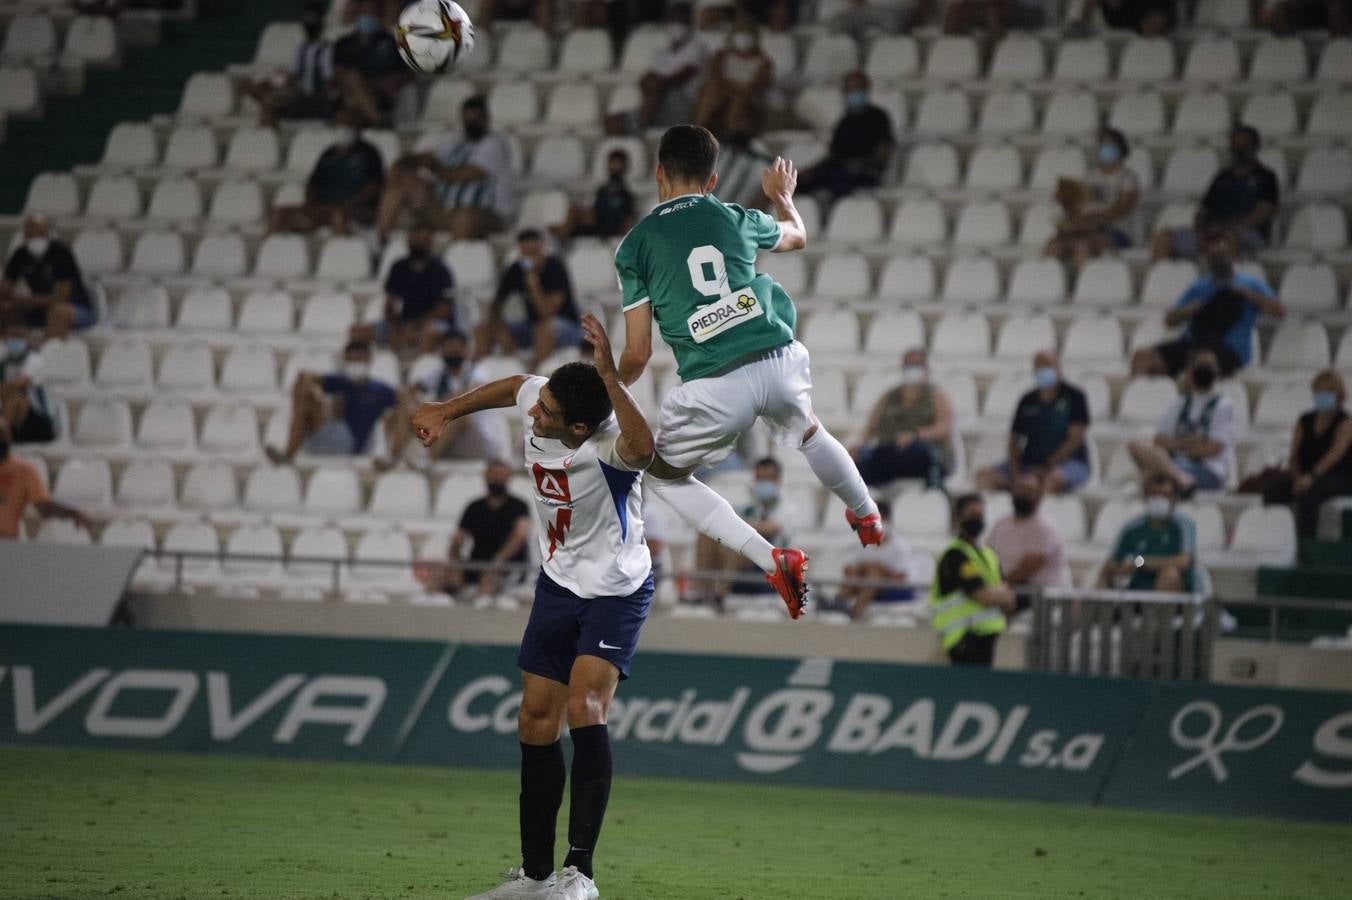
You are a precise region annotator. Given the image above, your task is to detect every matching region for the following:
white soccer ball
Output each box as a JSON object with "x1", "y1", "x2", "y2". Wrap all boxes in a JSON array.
[{"x1": 396, "y1": 0, "x2": 475, "y2": 75}]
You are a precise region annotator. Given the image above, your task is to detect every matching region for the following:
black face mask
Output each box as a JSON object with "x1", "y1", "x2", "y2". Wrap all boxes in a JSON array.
[
  {"x1": 1012, "y1": 497, "x2": 1036, "y2": 518},
  {"x1": 960, "y1": 516, "x2": 985, "y2": 539},
  {"x1": 443, "y1": 354, "x2": 465, "y2": 370},
  {"x1": 1208, "y1": 259, "x2": 1234, "y2": 280},
  {"x1": 464, "y1": 121, "x2": 487, "y2": 140},
  {"x1": 486, "y1": 483, "x2": 508, "y2": 497},
  {"x1": 1231, "y1": 146, "x2": 1254, "y2": 166},
  {"x1": 409, "y1": 246, "x2": 431, "y2": 260},
  {"x1": 1193, "y1": 365, "x2": 1217, "y2": 391}
]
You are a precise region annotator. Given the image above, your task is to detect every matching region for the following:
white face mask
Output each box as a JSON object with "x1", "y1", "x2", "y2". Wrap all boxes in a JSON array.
[
  {"x1": 344, "y1": 362, "x2": 370, "y2": 382},
  {"x1": 25, "y1": 237, "x2": 49, "y2": 257},
  {"x1": 1146, "y1": 496, "x2": 1173, "y2": 520},
  {"x1": 899, "y1": 365, "x2": 927, "y2": 386}
]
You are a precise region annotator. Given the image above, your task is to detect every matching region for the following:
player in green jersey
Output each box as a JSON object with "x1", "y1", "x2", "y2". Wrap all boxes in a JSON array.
[{"x1": 612, "y1": 125, "x2": 882, "y2": 619}]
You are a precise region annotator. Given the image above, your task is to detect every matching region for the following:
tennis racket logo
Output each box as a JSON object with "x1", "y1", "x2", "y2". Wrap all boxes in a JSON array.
[{"x1": 1168, "y1": 700, "x2": 1284, "y2": 783}]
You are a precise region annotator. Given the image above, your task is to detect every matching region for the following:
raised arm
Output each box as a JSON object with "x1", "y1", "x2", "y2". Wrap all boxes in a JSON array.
[
  {"x1": 412, "y1": 375, "x2": 528, "y2": 448},
  {"x1": 583, "y1": 313, "x2": 655, "y2": 468},
  {"x1": 618, "y1": 303, "x2": 653, "y2": 386},
  {"x1": 762, "y1": 157, "x2": 807, "y2": 253}
]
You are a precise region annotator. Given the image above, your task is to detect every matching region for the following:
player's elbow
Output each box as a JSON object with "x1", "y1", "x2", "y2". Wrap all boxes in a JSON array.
[{"x1": 777, "y1": 227, "x2": 808, "y2": 253}]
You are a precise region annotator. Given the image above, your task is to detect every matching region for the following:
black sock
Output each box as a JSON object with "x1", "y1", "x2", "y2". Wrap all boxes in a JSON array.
[
  {"x1": 563, "y1": 724, "x2": 612, "y2": 880},
  {"x1": 519, "y1": 740, "x2": 566, "y2": 881}
]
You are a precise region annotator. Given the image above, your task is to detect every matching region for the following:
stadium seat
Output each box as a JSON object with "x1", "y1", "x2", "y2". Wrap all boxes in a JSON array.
[
  {"x1": 1183, "y1": 37, "x2": 1241, "y2": 83},
  {"x1": 218, "y1": 345, "x2": 278, "y2": 395},
  {"x1": 965, "y1": 144, "x2": 1022, "y2": 191},
  {"x1": 285, "y1": 125, "x2": 340, "y2": 174},
  {"x1": 160, "y1": 521, "x2": 222, "y2": 579},
  {"x1": 1253, "y1": 382, "x2": 1311, "y2": 430},
  {"x1": 1307, "y1": 91, "x2": 1352, "y2": 139},
  {"x1": 988, "y1": 33, "x2": 1044, "y2": 81},
  {"x1": 941, "y1": 256, "x2": 999, "y2": 303},
  {"x1": 824, "y1": 195, "x2": 884, "y2": 243},
  {"x1": 1117, "y1": 37, "x2": 1174, "y2": 81},
  {"x1": 85, "y1": 175, "x2": 141, "y2": 219},
  {"x1": 1028, "y1": 145, "x2": 1086, "y2": 189},
  {"x1": 36, "y1": 518, "x2": 91, "y2": 546},
  {"x1": 804, "y1": 32, "x2": 860, "y2": 81},
  {"x1": 812, "y1": 253, "x2": 871, "y2": 302},
  {"x1": 1042, "y1": 494, "x2": 1086, "y2": 544},
  {"x1": 1278, "y1": 262, "x2": 1339, "y2": 313},
  {"x1": 163, "y1": 125, "x2": 218, "y2": 170},
  {"x1": 255, "y1": 234, "x2": 310, "y2": 279},
  {"x1": 793, "y1": 85, "x2": 843, "y2": 131},
  {"x1": 516, "y1": 189, "x2": 568, "y2": 228},
  {"x1": 108, "y1": 285, "x2": 166, "y2": 332},
  {"x1": 800, "y1": 307, "x2": 860, "y2": 353},
  {"x1": 529, "y1": 134, "x2": 586, "y2": 184},
  {"x1": 1295, "y1": 147, "x2": 1352, "y2": 195},
  {"x1": 1090, "y1": 499, "x2": 1146, "y2": 547},
  {"x1": 370, "y1": 471, "x2": 431, "y2": 519},
  {"x1": 994, "y1": 312, "x2": 1055, "y2": 360},
  {"x1": 953, "y1": 201, "x2": 1011, "y2": 248},
  {"x1": 136, "y1": 397, "x2": 196, "y2": 451},
  {"x1": 234, "y1": 290, "x2": 292, "y2": 334},
  {"x1": 1249, "y1": 37, "x2": 1307, "y2": 82},
  {"x1": 1052, "y1": 38, "x2": 1109, "y2": 81},
  {"x1": 1316, "y1": 37, "x2": 1352, "y2": 82},
  {"x1": 544, "y1": 82, "x2": 600, "y2": 129},
  {"x1": 876, "y1": 256, "x2": 936, "y2": 304},
  {"x1": 1017, "y1": 204, "x2": 1057, "y2": 248},
  {"x1": 2, "y1": 15, "x2": 57, "y2": 62},
  {"x1": 223, "y1": 524, "x2": 285, "y2": 581},
  {"x1": 190, "y1": 233, "x2": 248, "y2": 278},
  {"x1": 1006, "y1": 259, "x2": 1066, "y2": 305},
  {"x1": 178, "y1": 72, "x2": 235, "y2": 119},
  {"x1": 348, "y1": 528, "x2": 417, "y2": 592},
  {"x1": 618, "y1": 25, "x2": 669, "y2": 74},
  {"x1": 157, "y1": 343, "x2": 215, "y2": 393},
  {"x1": 931, "y1": 311, "x2": 990, "y2": 359},
  {"x1": 180, "y1": 462, "x2": 238, "y2": 511},
  {"x1": 902, "y1": 143, "x2": 959, "y2": 189},
  {"x1": 863, "y1": 309, "x2": 925, "y2": 355},
  {"x1": 298, "y1": 291, "x2": 355, "y2": 336},
  {"x1": 444, "y1": 240, "x2": 497, "y2": 293},
  {"x1": 913, "y1": 88, "x2": 970, "y2": 136},
  {"x1": 129, "y1": 231, "x2": 185, "y2": 276},
  {"x1": 1071, "y1": 259, "x2": 1132, "y2": 307},
  {"x1": 1228, "y1": 506, "x2": 1297, "y2": 566},
  {"x1": 567, "y1": 241, "x2": 618, "y2": 297},
  {"x1": 54, "y1": 458, "x2": 113, "y2": 508},
  {"x1": 224, "y1": 127, "x2": 281, "y2": 171},
  {"x1": 74, "y1": 398, "x2": 133, "y2": 448},
  {"x1": 924, "y1": 35, "x2": 979, "y2": 80},
  {"x1": 1162, "y1": 147, "x2": 1220, "y2": 195},
  {"x1": 24, "y1": 172, "x2": 79, "y2": 216},
  {"x1": 1140, "y1": 259, "x2": 1198, "y2": 306},
  {"x1": 102, "y1": 122, "x2": 158, "y2": 168},
  {"x1": 1265, "y1": 320, "x2": 1330, "y2": 370},
  {"x1": 1179, "y1": 502, "x2": 1226, "y2": 553},
  {"x1": 890, "y1": 197, "x2": 948, "y2": 246},
  {"x1": 1196, "y1": 0, "x2": 1251, "y2": 27},
  {"x1": 864, "y1": 33, "x2": 919, "y2": 81},
  {"x1": 1108, "y1": 90, "x2": 1166, "y2": 138},
  {"x1": 305, "y1": 467, "x2": 362, "y2": 516},
  {"x1": 96, "y1": 340, "x2": 154, "y2": 390},
  {"x1": 252, "y1": 21, "x2": 304, "y2": 70},
  {"x1": 1240, "y1": 92, "x2": 1298, "y2": 137},
  {"x1": 496, "y1": 24, "x2": 551, "y2": 73},
  {"x1": 280, "y1": 349, "x2": 337, "y2": 390},
  {"x1": 488, "y1": 81, "x2": 540, "y2": 129},
  {"x1": 557, "y1": 28, "x2": 610, "y2": 74},
  {"x1": 316, "y1": 236, "x2": 372, "y2": 281},
  {"x1": 101, "y1": 518, "x2": 156, "y2": 555},
  {"x1": 893, "y1": 489, "x2": 951, "y2": 540},
  {"x1": 243, "y1": 465, "x2": 302, "y2": 514},
  {"x1": 199, "y1": 401, "x2": 259, "y2": 455},
  {"x1": 116, "y1": 459, "x2": 175, "y2": 510},
  {"x1": 1172, "y1": 91, "x2": 1231, "y2": 138},
  {"x1": 0, "y1": 67, "x2": 39, "y2": 116},
  {"x1": 981, "y1": 375, "x2": 1031, "y2": 423},
  {"x1": 423, "y1": 77, "x2": 475, "y2": 124},
  {"x1": 287, "y1": 525, "x2": 348, "y2": 584},
  {"x1": 1063, "y1": 314, "x2": 1125, "y2": 367},
  {"x1": 759, "y1": 30, "x2": 796, "y2": 82},
  {"x1": 1335, "y1": 331, "x2": 1352, "y2": 368},
  {"x1": 1117, "y1": 377, "x2": 1178, "y2": 426},
  {"x1": 976, "y1": 89, "x2": 1035, "y2": 135}
]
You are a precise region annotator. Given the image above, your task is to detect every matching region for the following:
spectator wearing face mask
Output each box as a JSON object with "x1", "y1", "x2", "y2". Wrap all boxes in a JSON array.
[
  {"x1": 853, "y1": 347, "x2": 953, "y2": 489},
  {"x1": 837, "y1": 500, "x2": 920, "y2": 620},
  {"x1": 1152, "y1": 126, "x2": 1279, "y2": 261},
  {"x1": 977, "y1": 351, "x2": 1091, "y2": 494},
  {"x1": 985, "y1": 474, "x2": 1072, "y2": 591},
  {"x1": 688, "y1": 457, "x2": 804, "y2": 608},
  {"x1": 0, "y1": 215, "x2": 95, "y2": 340},
  {"x1": 269, "y1": 128, "x2": 385, "y2": 235},
  {"x1": 238, "y1": 2, "x2": 336, "y2": 126},
  {"x1": 827, "y1": 0, "x2": 901, "y2": 38},
  {"x1": 0, "y1": 420, "x2": 90, "y2": 541},
  {"x1": 931, "y1": 493, "x2": 1017, "y2": 667},
  {"x1": 691, "y1": 18, "x2": 773, "y2": 140},
  {"x1": 1129, "y1": 348, "x2": 1235, "y2": 496},
  {"x1": 551, "y1": 150, "x2": 637, "y2": 243},
  {"x1": 1262, "y1": 370, "x2": 1352, "y2": 538},
  {"x1": 631, "y1": 3, "x2": 706, "y2": 131},
  {"x1": 713, "y1": 131, "x2": 774, "y2": 208},
  {"x1": 386, "y1": 330, "x2": 508, "y2": 465},
  {"x1": 266, "y1": 339, "x2": 400, "y2": 464},
  {"x1": 1098, "y1": 474, "x2": 1196, "y2": 592},
  {"x1": 381, "y1": 224, "x2": 456, "y2": 354},
  {"x1": 1131, "y1": 230, "x2": 1283, "y2": 379},
  {"x1": 479, "y1": 229, "x2": 582, "y2": 371},
  {"x1": 0, "y1": 317, "x2": 56, "y2": 444},
  {"x1": 797, "y1": 71, "x2": 895, "y2": 202},
  {"x1": 332, "y1": 0, "x2": 411, "y2": 128},
  {"x1": 1045, "y1": 127, "x2": 1140, "y2": 268},
  {"x1": 443, "y1": 459, "x2": 532, "y2": 599}
]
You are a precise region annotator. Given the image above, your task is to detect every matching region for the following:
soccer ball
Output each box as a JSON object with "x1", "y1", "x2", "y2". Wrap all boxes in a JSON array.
[{"x1": 396, "y1": 0, "x2": 475, "y2": 75}]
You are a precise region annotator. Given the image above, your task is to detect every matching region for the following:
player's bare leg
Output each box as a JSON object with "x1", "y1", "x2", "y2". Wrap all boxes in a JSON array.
[
  {"x1": 645, "y1": 455, "x2": 809, "y2": 619},
  {"x1": 797, "y1": 419, "x2": 882, "y2": 547}
]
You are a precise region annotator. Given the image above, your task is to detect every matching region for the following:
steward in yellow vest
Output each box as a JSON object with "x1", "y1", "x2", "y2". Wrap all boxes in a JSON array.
[{"x1": 929, "y1": 493, "x2": 1017, "y2": 666}]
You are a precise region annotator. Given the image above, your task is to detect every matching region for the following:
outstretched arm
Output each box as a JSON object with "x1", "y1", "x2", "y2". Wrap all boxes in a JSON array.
[
  {"x1": 763, "y1": 156, "x2": 807, "y2": 253},
  {"x1": 583, "y1": 313, "x2": 655, "y2": 468},
  {"x1": 618, "y1": 303, "x2": 653, "y2": 386},
  {"x1": 412, "y1": 375, "x2": 527, "y2": 448}
]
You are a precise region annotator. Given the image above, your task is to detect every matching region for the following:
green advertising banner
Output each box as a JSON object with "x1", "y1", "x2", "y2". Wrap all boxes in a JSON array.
[{"x1": 2, "y1": 625, "x2": 1350, "y2": 822}]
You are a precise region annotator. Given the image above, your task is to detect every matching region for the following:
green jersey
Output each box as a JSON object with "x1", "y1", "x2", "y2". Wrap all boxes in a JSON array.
[
  {"x1": 1112, "y1": 513, "x2": 1197, "y2": 591},
  {"x1": 614, "y1": 193, "x2": 797, "y2": 381}
]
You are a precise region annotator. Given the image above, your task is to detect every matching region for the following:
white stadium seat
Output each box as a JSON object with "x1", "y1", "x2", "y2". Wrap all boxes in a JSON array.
[
  {"x1": 941, "y1": 256, "x2": 999, "y2": 304},
  {"x1": 178, "y1": 72, "x2": 235, "y2": 119},
  {"x1": 288, "y1": 525, "x2": 348, "y2": 583},
  {"x1": 557, "y1": 28, "x2": 610, "y2": 74},
  {"x1": 38, "y1": 338, "x2": 91, "y2": 387},
  {"x1": 567, "y1": 241, "x2": 619, "y2": 297},
  {"x1": 804, "y1": 33, "x2": 860, "y2": 81},
  {"x1": 208, "y1": 179, "x2": 265, "y2": 225},
  {"x1": 37, "y1": 518, "x2": 91, "y2": 546},
  {"x1": 794, "y1": 85, "x2": 843, "y2": 131},
  {"x1": 54, "y1": 458, "x2": 113, "y2": 508},
  {"x1": 800, "y1": 308, "x2": 859, "y2": 353},
  {"x1": 96, "y1": 340, "x2": 153, "y2": 390},
  {"x1": 86, "y1": 175, "x2": 141, "y2": 219},
  {"x1": 190, "y1": 233, "x2": 248, "y2": 278},
  {"x1": 913, "y1": 88, "x2": 970, "y2": 136},
  {"x1": 199, "y1": 402, "x2": 258, "y2": 455},
  {"x1": 1118, "y1": 37, "x2": 1174, "y2": 81},
  {"x1": 74, "y1": 398, "x2": 133, "y2": 448},
  {"x1": 864, "y1": 309, "x2": 925, "y2": 355},
  {"x1": 1071, "y1": 259, "x2": 1132, "y2": 307},
  {"x1": 489, "y1": 81, "x2": 540, "y2": 128},
  {"x1": 1183, "y1": 37, "x2": 1241, "y2": 83},
  {"x1": 1265, "y1": 320, "x2": 1330, "y2": 370},
  {"x1": 237, "y1": 290, "x2": 294, "y2": 334},
  {"x1": 24, "y1": 172, "x2": 79, "y2": 216},
  {"x1": 252, "y1": 22, "x2": 304, "y2": 70},
  {"x1": 423, "y1": 78, "x2": 475, "y2": 124},
  {"x1": 544, "y1": 82, "x2": 600, "y2": 128},
  {"x1": 977, "y1": 90, "x2": 1035, "y2": 135},
  {"x1": 924, "y1": 35, "x2": 979, "y2": 80},
  {"x1": 161, "y1": 521, "x2": 221, "y2": 578},
  {"x1": 224, "y1": 127, "x2": 281, "y2": 171},
  {"x1": 497, "y1": 25, "x2": 551, "y2": 73},
  {"x1": 1278, "y1": 262, "x2": 1339, "y2": 312},
  {"x1": 965, "y1": 144, "x2": 1022, "y2": 191},
  {"x1": 220, "y1": 345, "x2": 278, "y2": 394},
  {"x1": 877, "y1": 256, "x2": 935, "y2": 304},
  {"x1": 0, "y1": 67, "x2": 39, "y2": 116},
  {"x1": 1028, "y1": 145, "x2": 1086, "y2": 189},
  {"x1": 243, "y1": 465, "x2": 302, "y2": 514},
  {"x1": 1007, "y1": 259, "x2": 1066, "y2": 306},
  {"x1": 1241, "y1": 92, "x2": 1298, "y2": 137},
  {"x1": 1017, "y1": 204, "x2": 1057, "y2": 248},
  {"x1": 102, "y1": 122, "x2": 157, "y2": 168},
  {"x1": 1117, "y1": 377, "x2": 1178, "y2": 426},
  {"x1": 516, "y1": 189, "x2": 568, "y2": 229},
  {"x1": 1141, "y1": 260, "x2": 1199, "y2": 306},
  {"x1": 255, "y1": 234, "x2": 310, "y2": 278},
  {"x1": 304, "y1": 467, "x2": 362, "y2": 516},
  {"x1": 931, "y1": 311, "x2": 990, "y2": 359},
  {"x1": 1316, "y1": 37, "x2": 1352, "y2": 82},
  {"x1": 812, "y1": 253, "x2": 871, "y2": 302},
  {"x1": 1108, "y1": 90, "x2": 1166, "y2": 138},
  {"x1": 370, "y1": 471, "x2": 431, "y2": 519},
  {"x1": 1052, "y1": 38, "x2": 1109, "y2": 81},
  {"x1": 285, "y1": 125, "x2": 340, "y2": 174},
  {"x1": 995, "y1": 313, "x2": 1055, "y2": 360},
  {"x1": 129, "y1": 230, "x2": 185, "y2": 276},
  {"x1": 117, "y1": 459, "x2": 175, "y2": 510},
  {"x1": 530, "y1": 134, "x2": 586, "y2": 183},
  {"x1": 1307, "y1": 91, "x2": 1352, "y2": 139},
  {"x1": 1249, "y1": 37, "x2": 1307, "y2": 82},
  {"x1": 444, "y1": 241, "x2": 496, "y2": 293},
  {"x1": 1295, "y1": 147, "x2": 1352, "y2": 195},
  {"x1": 890, "y1": 197, "x2": 948, "y2": 246},
  {"x1": 223, "y1": 524, "x2": 285, "y2": 580},
  {"x1": 902, "y1": 143, "x2": 960, "y2": 189},
  {"x1": 1228, "y1": 506, "x2": 1296, "y2": 565},
  {"x1": 157, "y1": 343, "x2": 215, "y2": 393},
  {"x1": 824, "y1": 195, "x2": 884, "y2": 243},
  {"x1": 1172, "y1": 91, "x2": 1231, "y2": 138},
  {"x1": 136, "y1": 397, "x2": 196, "y2": 451},
  {"x1": 952, "y1": 201, "x2": 1011, "y2": 248},
  {"x1": 1063, "y1": 314, "x2": 1125, "y2": 366},
  {"x1": 2, "y1": 15, "x2": 57, "y2": 62},
  {"x1": 299, "y1": 292, "x2": 355, "y2": 336},
  {"x1": 316, "y1": 236, "x2": 372, "y2": 281},
  {"x1": 1162, "y1": 147, "x2": 1220, "y2": 195},
  {"x1": 865, "y1": 35, "x2": 919, "y2": 82},
  {"x1": 989, "y1": 33, "x2": 1044, "y2": 81},
  {"x1": 163, "y1": 125, "x2": 218, "y2": 169}
]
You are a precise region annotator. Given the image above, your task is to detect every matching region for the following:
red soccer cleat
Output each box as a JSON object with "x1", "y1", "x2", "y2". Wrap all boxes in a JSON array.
[
  {"x1": 766, "y1": 547, "x2": 809, "y2": 620},
  {"x1": 846, "y1": 508, "x2": 883, "y2": 547}
]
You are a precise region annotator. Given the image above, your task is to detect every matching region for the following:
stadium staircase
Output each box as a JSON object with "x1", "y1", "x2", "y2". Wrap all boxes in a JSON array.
[{"x1": 0, "y1": 0, "x2": 307, "y2": 213}]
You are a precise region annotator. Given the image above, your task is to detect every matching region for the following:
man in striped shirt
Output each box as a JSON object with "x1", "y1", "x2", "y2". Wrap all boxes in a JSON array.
[
  {"x1": 376, "y1": 95, "x2": 516, "y2": 241},
  {"x1": 240, "y1": 2, "x2": 336, "y2": 127}
]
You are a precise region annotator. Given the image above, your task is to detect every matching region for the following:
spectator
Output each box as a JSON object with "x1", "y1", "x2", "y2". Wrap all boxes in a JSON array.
[
  {"x1": 913, "y1": 0, "x2": 1045, "y2": 36},
  {"x1": 986, "y1": 474, "x2": 1072, "y2": 591},
  {"x1": 0, "y1": 215, "x2": 95, "y2": 339},
  {"x1": 691, "y1": 18, "x2": 773, "y2": 140},
  {"x1": 977, "y1": 351, "x2": 1092, "y2": 494},
  {"x1": 480, "y1": 0, "x2": 555, "y2": 30},
  {"x1": 1097, "y1": 474, "x2": 1197, "y2": 592},
  {"x1": 689, "y1": 457, "x2": 804, "y2": 607},
  {"x1": 1128, "y1": 347, "x2": 1235, "y2": 495},
  {"x1": 0, "y1": 420, "x2": 89, "y2": 541},
  {"x1": 853, "y1": 347, "x2": 954, "y2": 489},
  {"x1": 331, "y1": 0, "x2": 411, "y2": 128},
  {"x1": 714, "y1": 131, "x2": 774, "y2": 208},
  {"x1": 1261, "y1": 0, "x2": 1348, "y2": 35},
  {"x1": 930, "y1": 493, "x2": 1016, "y2": 667},
  {"x1": 0, "y1": 317, "x2": 56, "y2": 444},
  {"x1": 443, "y1": 459, "x2": 532, "y2": 599},
  {"x1": 1045, "y1": 127, "x2": 1140, "y2": 267},
  {"x1": 382, "y1": 225, "x2": 456, "y2": 354},
  {"x1": 838, "y1": 500, "x2": 918, "y2": 620},
  {"x1": 828, "y1": 0, "x2": 901, "y2": 38},
  {"x1": 797, "y1": 71, "x2": 895, "y2": 202},
  {"x1": 632, "y1": 3, "x2": 706, "y2": 131},
  {"x1": 1152, "y1": 126, "x2": 1279, "y2": 261},
  {"x1": 695, "y1": 0, "x2": 737, "y2": 29},
  {"x1": 1071, "y1": 0, "x2": 1175, "y2": 35},
  {"x1": 1131, "y1": 231, "x2": 1283, "y2": 378},
  {"x1": 478, "y1": 229, "x2": 582, "y2": 370},
  {"x1": 386, "y1": 330, "x2": 508, "y2": 463},
  {"x1": 550, "y1": 149, "x2": 637, "y2": 243},
  {"x1": 269, "y1": 128, "x2": 385, "y2": 235},
  {"x1": 376, "y1": 96, "x2": 516, "y2": 241},
  {"x1": 1262, "y1": 370, "x2": 1352, "y2": 538},
  {"x1": 266, "y1": 339, "x2": 400, "y2": 464},
  {"x1": 239, "y1": 2, "x2": 336, "y2": 126}
]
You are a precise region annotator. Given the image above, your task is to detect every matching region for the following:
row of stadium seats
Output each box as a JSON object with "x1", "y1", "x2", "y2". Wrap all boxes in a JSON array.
[{"x1": 0, "y1": 13, "x2": 117, "y2": 66}]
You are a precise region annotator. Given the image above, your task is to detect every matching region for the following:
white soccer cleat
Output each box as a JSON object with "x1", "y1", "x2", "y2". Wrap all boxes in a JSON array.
[
  {"x1": 465, "y1": 867, "x2": 555, "y2": 899},
  {"x1": 545, "y1": 866, "x2": 599, "y2": 900}
]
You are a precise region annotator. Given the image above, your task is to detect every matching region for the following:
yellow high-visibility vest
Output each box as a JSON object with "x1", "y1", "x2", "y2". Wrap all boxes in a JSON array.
[{"x1": 929, "y1": 539, "x2": 1007, "y2": 651}]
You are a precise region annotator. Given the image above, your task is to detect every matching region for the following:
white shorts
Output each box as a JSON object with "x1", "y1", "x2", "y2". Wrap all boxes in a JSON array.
[{"x1": 656, "y1": 341, "x2": 816, "y2": 470}]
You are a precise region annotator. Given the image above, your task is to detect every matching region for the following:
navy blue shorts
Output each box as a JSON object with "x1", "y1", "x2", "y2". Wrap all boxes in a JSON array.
[{"x1": 517, "y1": 569, "x2": 654, "y2": 684}]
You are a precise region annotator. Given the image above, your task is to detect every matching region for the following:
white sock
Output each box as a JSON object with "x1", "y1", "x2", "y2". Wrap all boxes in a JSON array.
[
  {"x1": 646, "y1": 474, "x2": 777, "y2": 573},
  {"x1": 800, "y1": 426, "x2": 877, "y2": 518}
]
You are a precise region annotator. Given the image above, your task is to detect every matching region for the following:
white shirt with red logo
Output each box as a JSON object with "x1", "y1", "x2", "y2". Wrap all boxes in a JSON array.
[{"x1": 516, "y1": 376, "x2": 651, "y2": 598}]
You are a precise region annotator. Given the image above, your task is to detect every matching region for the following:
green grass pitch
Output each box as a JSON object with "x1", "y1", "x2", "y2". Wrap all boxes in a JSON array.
[{"x1": 2, "y1": 746, "x2": 1349, "y2": 899}]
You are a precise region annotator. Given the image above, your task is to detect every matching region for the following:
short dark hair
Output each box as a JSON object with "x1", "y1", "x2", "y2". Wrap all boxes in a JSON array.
[
  {"x1": 953, "y1": 492, "x2": 982, "y2": 520},
  {"x1": 517, "y1": 227, "x2": 543, "y2": 243},
  {"x1": 343, "y1": 339, "x2": 372, "y2": 356},
  {"x1": 547, "y1": 362, "x2": 612, "y2": 432},
  {"x1": 1102, "y1": 126, "x2": 1129, "y2": 158},
  {"x1": 659, "y1": 125, "x2": 719, "y2": 185},
  {"x1": 462, "y1": 95, "x2": 487, "y2": 114},
  {"x1": 754, "y1": 457, "x2": 782, "y2": 476}
]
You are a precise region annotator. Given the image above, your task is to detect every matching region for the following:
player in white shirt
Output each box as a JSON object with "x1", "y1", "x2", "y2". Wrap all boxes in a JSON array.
[{"x1": 412, "y1": 315, "x2": 652, "y2": 900}]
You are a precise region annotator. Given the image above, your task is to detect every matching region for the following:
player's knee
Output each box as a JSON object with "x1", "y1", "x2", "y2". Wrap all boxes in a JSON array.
[
  {"x1": 566, "y1": 688, "x2": 610, "y2": 728},
  {"x1": 1155, "y1": 565, "x2": 1184, "y2": 592},
  {"x1": 518, "y1": 695, "x2": 563, "y2": 742}
]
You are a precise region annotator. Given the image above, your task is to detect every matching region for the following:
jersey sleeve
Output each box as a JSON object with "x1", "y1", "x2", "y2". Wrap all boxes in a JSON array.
[
  {"x1": 594, "y1": 422, "x2": 649, "y2": 473},
  {"x1": 515, "y1": 374, "x2": 548, "y2": 417},
  {"x1": 613, "y1": 232, "x2": 650, "y2": 310},
  {"x1": 740, "y1": 205, "x2": 783, "y2": 251}
]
